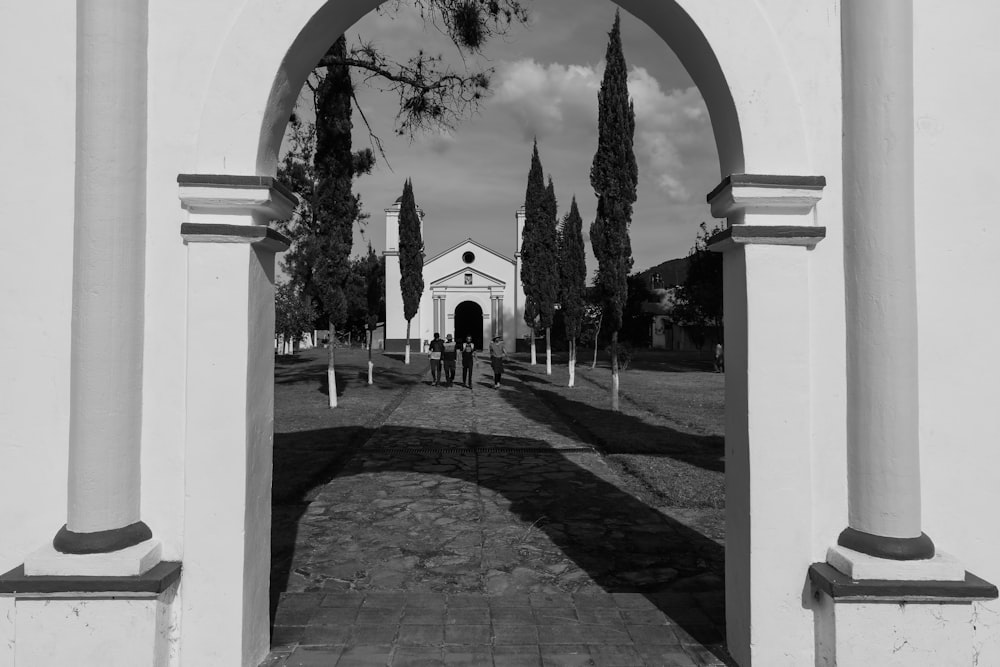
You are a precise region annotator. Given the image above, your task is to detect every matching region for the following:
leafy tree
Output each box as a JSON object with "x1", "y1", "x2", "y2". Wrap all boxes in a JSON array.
[
  {"x1": 520, "y1": 140, "x2": 548, "y2": 365},
  {"x1": 672, "y1": 221, "x2": 725, "y2": 333},
  {"x1": 589, "y1": 11, "x2": 637, "y2": 411},
  {"x1": 398, "y1": 178, "x2": 424, "y2": 364},
  {"x1": 559, "y1": 197, "x2": 587, "y2": 386},
  {"x1": 275, "y1": 282, "x2": 317, "y2": 355},
  {"x1": 280, "y1": 1, "x2": 529, "y2": 398},
  {"x1": 316, "y1": 1, "x2": 529, "y2": 140}
]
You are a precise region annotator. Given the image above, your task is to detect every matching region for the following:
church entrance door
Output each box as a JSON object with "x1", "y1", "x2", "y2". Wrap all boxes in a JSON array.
[{"x1": 454, "y1": 301, "x2": 484, "y2": 350}]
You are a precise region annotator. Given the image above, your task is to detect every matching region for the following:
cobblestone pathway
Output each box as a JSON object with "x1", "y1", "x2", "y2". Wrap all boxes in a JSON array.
[{"x1": 264, "y1": 360, "x2": 729, "y2": 666}]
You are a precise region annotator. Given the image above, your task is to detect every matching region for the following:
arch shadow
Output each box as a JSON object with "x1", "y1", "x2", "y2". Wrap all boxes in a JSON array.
[{"x1": 271, "y1": 423, "x2": 727, "y2": 652}]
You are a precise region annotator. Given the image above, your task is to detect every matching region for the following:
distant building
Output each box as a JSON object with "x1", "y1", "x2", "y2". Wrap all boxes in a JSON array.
[{"x1": 383, "y1": 200, "x2": 528, "y2": 352}]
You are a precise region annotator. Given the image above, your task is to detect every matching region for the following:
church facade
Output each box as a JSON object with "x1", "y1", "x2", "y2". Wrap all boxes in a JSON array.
[{"x1": 383, "y1": 200, "x2": 527, "y2": 353}]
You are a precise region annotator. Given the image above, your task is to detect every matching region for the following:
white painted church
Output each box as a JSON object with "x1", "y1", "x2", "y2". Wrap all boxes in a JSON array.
[
  {"x1": 383, "y1": 199, "x2": 527, "y2": 353},
  {"x1": 3, "y1": 2, "x2": 1000, "y2": 666}
]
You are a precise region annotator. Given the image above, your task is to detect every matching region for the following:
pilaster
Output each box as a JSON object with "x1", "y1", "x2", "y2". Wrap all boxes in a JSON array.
[
  {"x1": 177, "y1": 175, "x2": 291, "y2": 667},
  {"x1": 708, "y1": 173, "x2": 826, "y2": 667}
]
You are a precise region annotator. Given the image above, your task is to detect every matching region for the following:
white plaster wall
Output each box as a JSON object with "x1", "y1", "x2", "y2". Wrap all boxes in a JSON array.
[
  {"x1": 913, "y1": 2, "x2": 1000, "y2": 661},
  {"x1": 0, "y1": 0, "x2": 76, "y2": 573}
]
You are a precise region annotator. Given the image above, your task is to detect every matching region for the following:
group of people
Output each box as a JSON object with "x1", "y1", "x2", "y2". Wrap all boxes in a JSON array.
[{"x1": 427, "y1": 333, "x2": 508, "y2": 389}]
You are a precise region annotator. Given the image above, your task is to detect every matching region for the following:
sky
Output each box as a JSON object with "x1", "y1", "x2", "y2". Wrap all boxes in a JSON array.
[{"x1": 282, "y1": 0, "x2": 722, "y2": 276}]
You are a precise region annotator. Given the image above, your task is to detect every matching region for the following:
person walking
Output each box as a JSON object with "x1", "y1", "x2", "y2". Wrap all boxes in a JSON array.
[
  {"x1": 488, "y1": 335, "x2": 507, "y2": 388},
  {"x1": 442, "y1": 334, "x2": 457, "y2": 386},
  {"x1": 460, "y1": 335, "x2": 476, "y2": 388},
  {"x1": 428, "y1": 332, "x2": 444, "y2": 385},
  {"x1": 714, "y1": 342, "x2": 725, "y2": 373}
]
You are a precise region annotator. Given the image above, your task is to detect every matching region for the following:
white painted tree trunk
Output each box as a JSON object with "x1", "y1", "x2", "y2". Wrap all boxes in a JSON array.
[
  {"x1": 568, "y1": 339, "x2": 576, "y2": 388},
  {"x1": 368, "y1": 331, "x2": 374, "y2": 385},
  {"x1": 405, "y1": 319, "x2": 411, "y2": 364},
  {"x1": 530, "y1": 327, "x2": 536, "y2": 365},
  {"x1": 546, "y1": 327, "x2": 552, "y2": 375},
  {"x1": 328, "y1": 319, "x2": 338, "y2": 408},
  {"x1": 610, "y1": 332, "x2": 619, "y2": 412}
]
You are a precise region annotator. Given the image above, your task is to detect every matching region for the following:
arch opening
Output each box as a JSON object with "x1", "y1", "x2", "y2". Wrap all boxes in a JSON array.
[{"x1": 454, "y1": 300, "x2": 484, "y2": 350}]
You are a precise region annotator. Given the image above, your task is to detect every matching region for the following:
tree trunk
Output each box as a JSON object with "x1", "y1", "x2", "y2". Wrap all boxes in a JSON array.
[
  {"x1": 610, "y1": 330, "x2": 619, "y2": 412},
  {"x1": 592, "y1": 315, "x2": 602, "y2": 369},
  {"x1": 368, "y1": 329, "x2": 374, "y2": 385},
  {"x1": 405, "y1": 319, "x2": 411, "y2": 364},
  {"x1": 328, "y1": 317, "x2": 338, "y2": 408},
  {"x1": 568, "y1": 338, "x2": 576, "y2": 388},
  {"x1": 530, "y1": 326, "x2": 537, "y2": 365},
  {"x1": 545, "y1": 327, "x2": 552, "y2": 375}
]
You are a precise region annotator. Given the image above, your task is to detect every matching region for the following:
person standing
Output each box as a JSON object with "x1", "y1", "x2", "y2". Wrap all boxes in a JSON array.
[
  {"x1": 460, "y1": 335, "x2": 476, "y2": 388},
  {"x1": 428, "y1": 332, "x2": 444, "y2": 385},
  {"x1": 442, "y1": 334, "x2": 457, "y2": 386},
  {"x1": 714, "y1": 342, "x2": 725, "y2": 373},
  {"x1": 488, "y1": 335, "x2": 507, "y2": 388}
]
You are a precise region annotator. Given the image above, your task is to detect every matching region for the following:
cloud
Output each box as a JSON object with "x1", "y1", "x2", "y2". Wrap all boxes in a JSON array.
[{"x1": 489, "y1": 58, "x2": 713, "y2": 203}]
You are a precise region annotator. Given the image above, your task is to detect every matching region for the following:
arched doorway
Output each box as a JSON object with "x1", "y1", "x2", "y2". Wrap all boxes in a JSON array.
[
  {"x1": 191, "y1": 2, "x2": 828, "y2": 665},
  {"x1": 453, "y1": 300, "x2": 484, "y2": 350}
]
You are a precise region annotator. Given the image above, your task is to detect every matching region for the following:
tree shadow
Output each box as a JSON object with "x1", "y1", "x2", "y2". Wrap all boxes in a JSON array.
[
  {"x1": 270, "y1": 424, "x2": 727, "y2": 654},
  {"x1": 499, "y1": 367, "x2": 723, "y2": 473}
]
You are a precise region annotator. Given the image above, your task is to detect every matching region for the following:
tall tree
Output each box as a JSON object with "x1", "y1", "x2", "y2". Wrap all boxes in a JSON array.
[
  {"x1": 520, "y1": 140, "x2": 547, "y2": 365},
  {"x1": 398, "y1": 178, "x2": 424, "y2": 364},
  {"x1": 559, "y1": 197, "x2": 587, "y2": 387},
  {"x1": 672, "y1": 221, "x2": 725, "y2": 332},
  {"x1": 362, "y1": 244, "x2": 384, "y2": 384},
  {"x1": 274, "y1": 282, "x2": 317, "y2": 356},
  {"x1": 539, "y1": 176, "x2": 560, "y2": 375},
  {"x1": 589, "y1": 11, "x2": 637, "y2": 411}
]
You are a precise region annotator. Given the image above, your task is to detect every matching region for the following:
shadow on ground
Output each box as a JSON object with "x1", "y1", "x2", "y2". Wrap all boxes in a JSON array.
[
  {"x1": 503, "y1": 362, "x2": 724, "y2": 473},
  {"x1": 270, "y1": 424, "x2": 726, "y2": 650}
]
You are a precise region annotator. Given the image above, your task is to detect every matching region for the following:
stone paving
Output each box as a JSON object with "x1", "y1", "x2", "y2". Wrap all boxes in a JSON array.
[{"x1": 264, "y1": 359, "x2": 729, "y2": 666}]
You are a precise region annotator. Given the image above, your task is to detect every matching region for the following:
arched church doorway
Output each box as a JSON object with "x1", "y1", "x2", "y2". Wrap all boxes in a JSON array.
[{"x1": 454, "y1": 300, "x2": 484, "y2": 350}]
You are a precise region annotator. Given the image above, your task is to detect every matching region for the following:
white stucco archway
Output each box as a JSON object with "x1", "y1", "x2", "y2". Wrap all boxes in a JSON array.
[{"x1": 189, "y1": 2, "x2": 831, "y2": 665}]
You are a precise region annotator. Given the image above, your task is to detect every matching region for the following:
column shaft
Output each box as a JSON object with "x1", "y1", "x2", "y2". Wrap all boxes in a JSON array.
[
  {"x1": 59, "y1": 0, "x2": 151, "y2": 551},
  {"x1": 840, "y1": 0, "x2": 931, "y2": 557}
]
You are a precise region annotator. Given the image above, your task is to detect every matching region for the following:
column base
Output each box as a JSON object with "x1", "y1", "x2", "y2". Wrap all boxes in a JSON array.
[
  {"x1": 54, "y1": 519, "x2": 153, "y2": 554},
  {"x1": 0, "y1": 561, "x2": 181, "y2": 667},
  {"x1": 24, "y1": 538, "x2": 162, "y2": 577},
  {"x1": 827, "y1": 544, "x2": 964, "y2": 581},
  {"x1": 837, "y1": 526, "x2": 935, "y2": 560},
  {"x1": 810, "y1": 563, "x2": 997, "y2": 667}
]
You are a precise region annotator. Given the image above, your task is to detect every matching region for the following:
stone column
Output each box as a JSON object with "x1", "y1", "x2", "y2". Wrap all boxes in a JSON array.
[
  {"x1": 432, "y1": 297, "x2": 441, "y2": 336},
  {"x1": 837, "y1": 0, "x2": 933, "y2": 560},
  {"x1": 495, "y1": 297, "x2": 504, "y2": 338},
  {"x1": 56, "y1": 0, "x2": 152, "y2": 556}
]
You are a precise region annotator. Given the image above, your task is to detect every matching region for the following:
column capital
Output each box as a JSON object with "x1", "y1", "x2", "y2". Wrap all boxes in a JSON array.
[
  {"x1": 708, "y1": 225, "x2": 826, "y2": 252},
  {"x1": 178, "y1": 174, "x2": 297, "y2": 221},
  {"x1": 180, "y1": 223, "x2": 291, "y2": 253},
  {"x1": 707, "y1": 174, "x2": 825, "y2": 219}
]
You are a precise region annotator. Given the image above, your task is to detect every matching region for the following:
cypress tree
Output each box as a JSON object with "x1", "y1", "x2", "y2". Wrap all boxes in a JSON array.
[
  {"x1": 363, "y1": 244, "x2": 383, "y2": 384},
  {"x1": 398, "y1": 178, "x2": 424, "y2": 364},
  {"x1": 520, "y1": 140, "x2": 547, "y2": 365},
  {"x1": 559, "y1": 197, "x2": 587, "y2": 387},
  {"x1": 539, "y1": 176, "x2": 560, "y2": 375},
  {"x1": 313, "y1": 34, "x2": 366, "y2": 408},
  {"x1": 590, "y1": 11, "x2": 637, "y2": 411}
]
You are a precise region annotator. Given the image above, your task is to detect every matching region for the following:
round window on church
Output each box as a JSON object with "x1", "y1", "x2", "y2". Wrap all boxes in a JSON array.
[{"x1": 462, "y1": 251, "x2": 475, "y2": 264}]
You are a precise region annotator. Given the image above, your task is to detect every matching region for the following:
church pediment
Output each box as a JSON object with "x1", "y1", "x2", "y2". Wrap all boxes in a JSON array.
[
  {"x1": 424, "y1": 238, "x2": 514, "y2": 267},
  {"x1": 430, "y1": 266, "x2": 506, "y2": 288}
]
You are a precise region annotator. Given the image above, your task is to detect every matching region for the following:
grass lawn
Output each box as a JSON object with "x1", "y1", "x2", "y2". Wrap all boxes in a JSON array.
[{"x1": 505, "y1": 348, "x2": 725, "y2": 512}]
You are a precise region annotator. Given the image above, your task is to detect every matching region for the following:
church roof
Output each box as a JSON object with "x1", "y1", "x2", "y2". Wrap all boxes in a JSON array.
[{"x1": 424, "y1": 238, "x2": 514, "y2": 266}]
